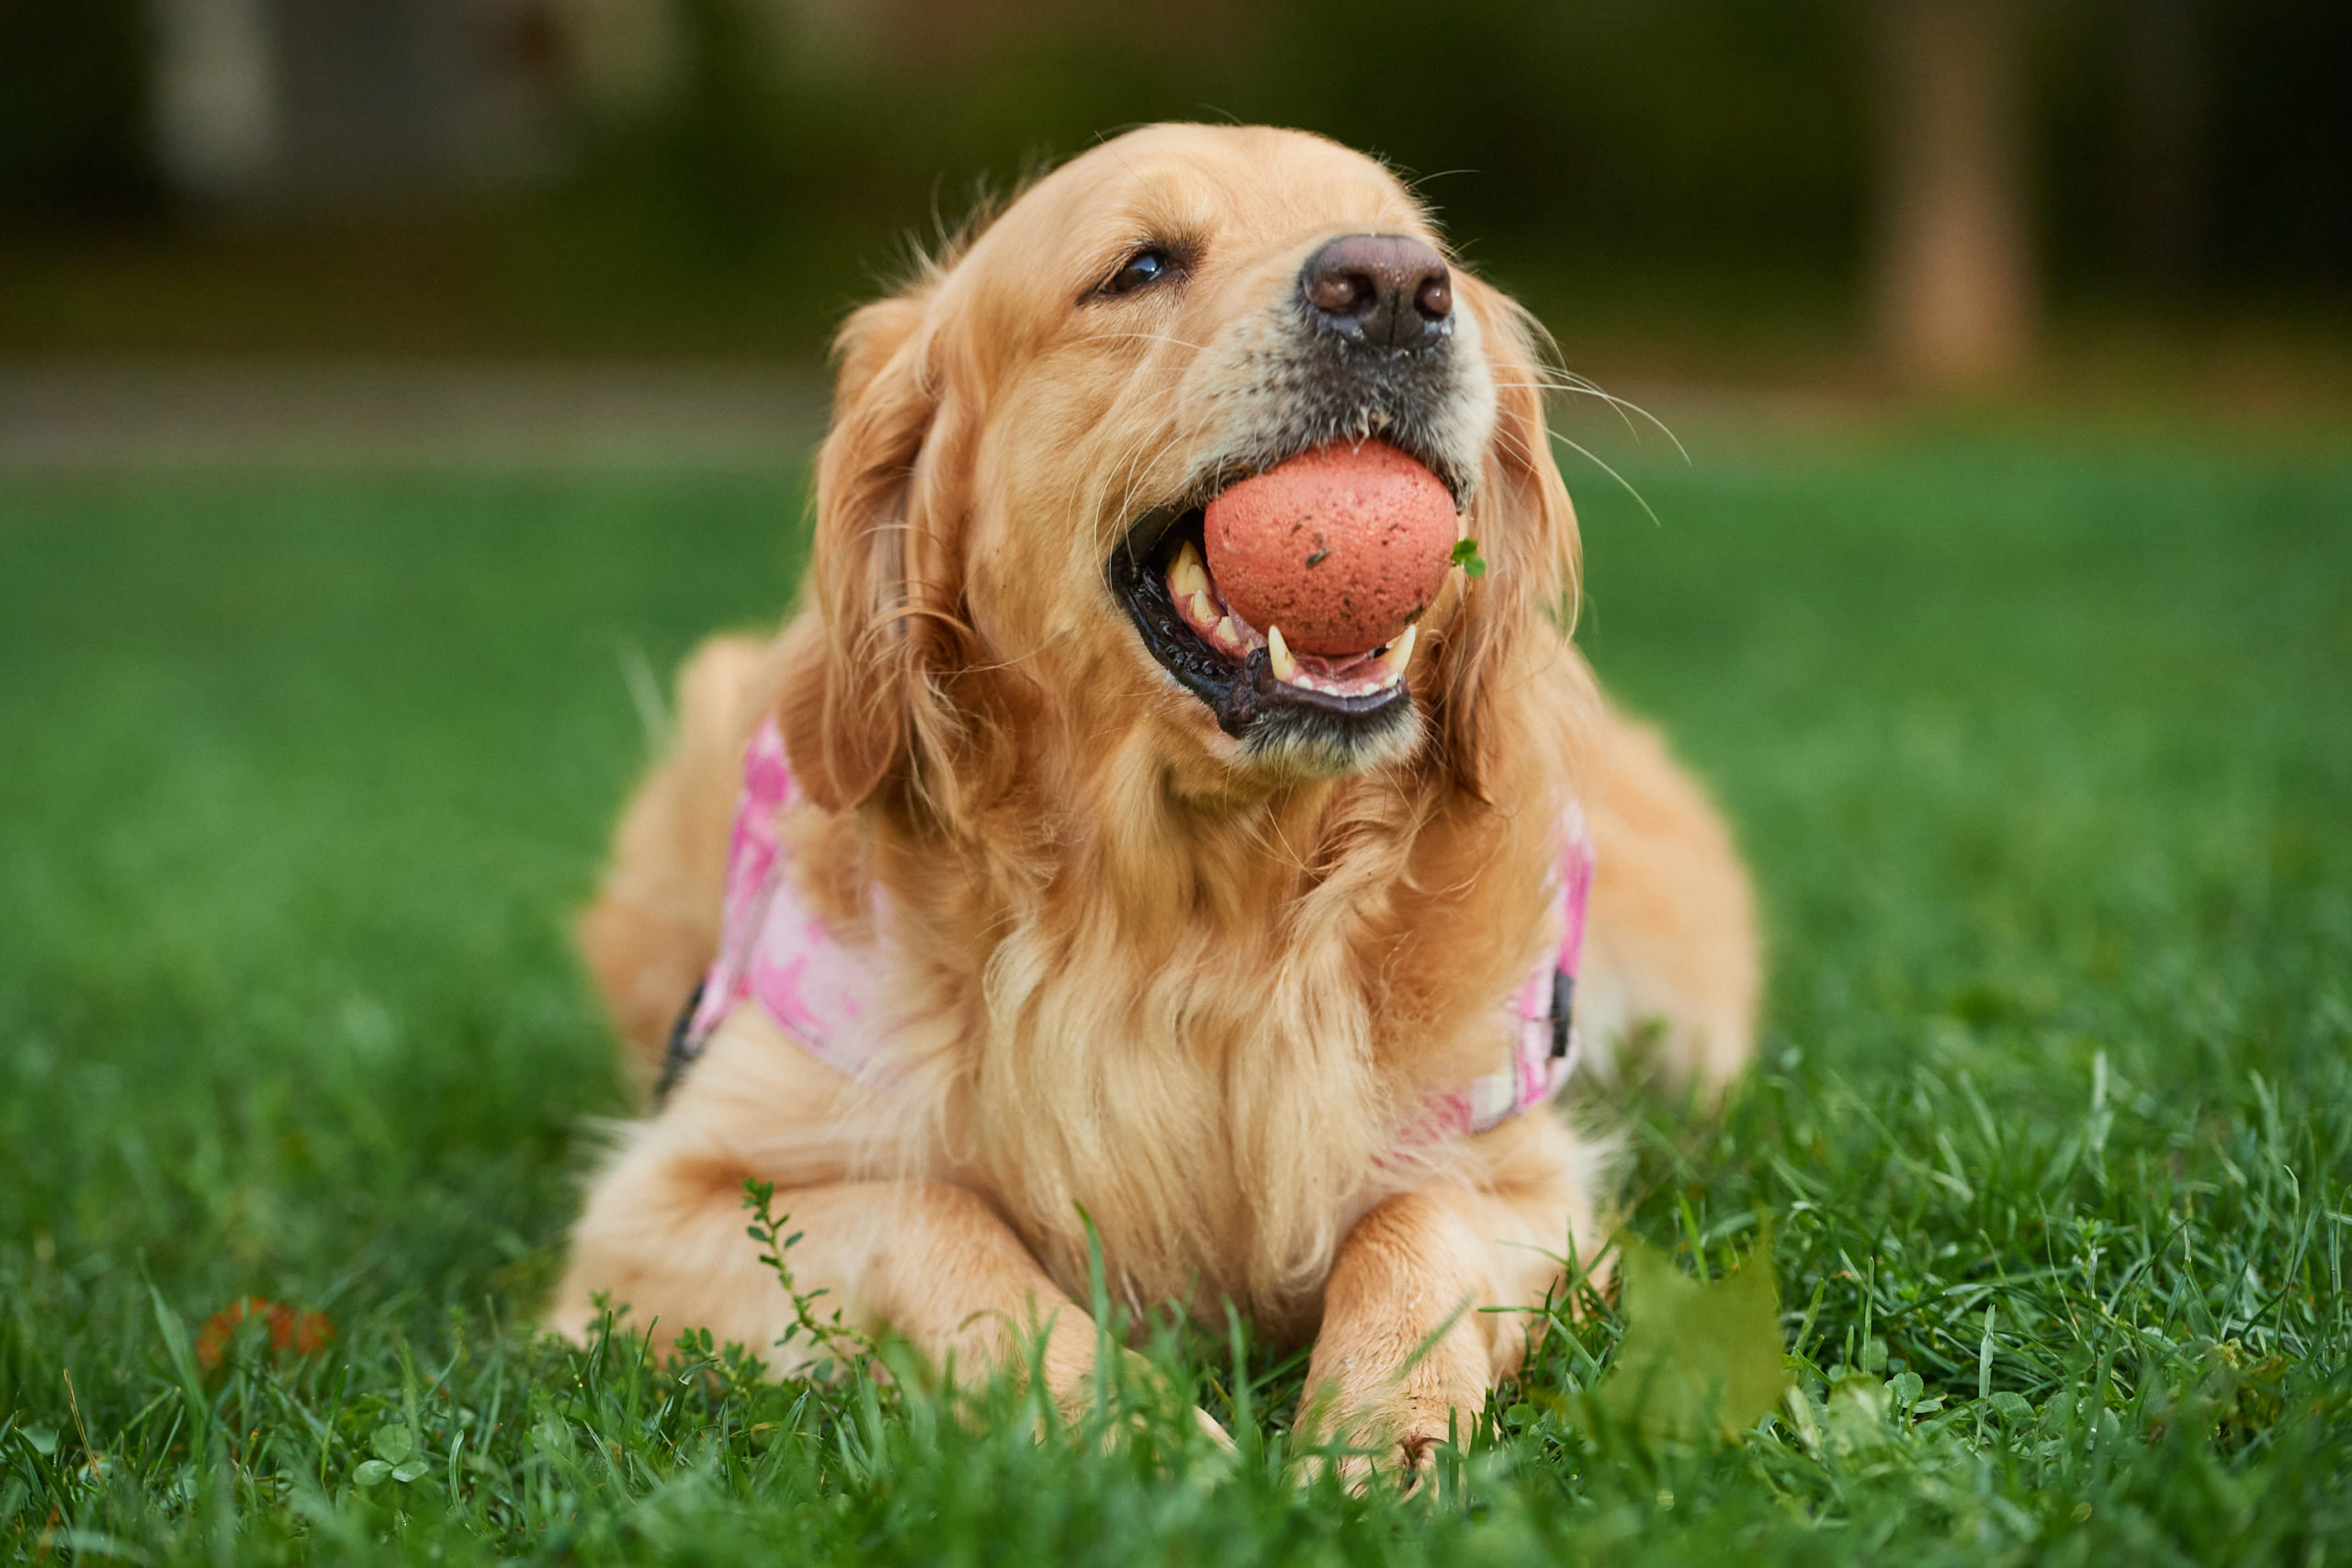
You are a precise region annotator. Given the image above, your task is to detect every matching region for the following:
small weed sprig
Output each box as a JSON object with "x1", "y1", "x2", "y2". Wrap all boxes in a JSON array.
[{"x1": 741, "y1": 1179, "x2": 886, "y2": 1375}]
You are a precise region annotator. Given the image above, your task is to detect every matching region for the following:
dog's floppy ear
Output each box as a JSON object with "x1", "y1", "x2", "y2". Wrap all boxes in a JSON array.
[
  {"x1": 778, "y1": 284, "x2": 968, "y2": 811},
  {"x1": 1434, "y1": 276, "x2": 1584, "y2": 798}
]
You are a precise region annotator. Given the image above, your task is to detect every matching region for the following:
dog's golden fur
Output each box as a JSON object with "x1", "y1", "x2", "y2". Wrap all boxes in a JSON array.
[{"x1": 556, "y1": 124, "x2": 1758, "y2": 1472}]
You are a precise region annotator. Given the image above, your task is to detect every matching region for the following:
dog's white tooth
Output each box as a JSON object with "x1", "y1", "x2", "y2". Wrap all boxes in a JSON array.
[
  {"x1": 1213, "y1": 615, "x2": 1241, "y2": 649},
  {"x1": 1268, "y1": 624, "x2": 1297, "y2": 683},
  {"x1": 1189, "y1": 589, "x2": 1217, "y2": 627},
  {"x1": 1380, "y1": 623, "x2": 1418, "y2": 680},
  {"x1": 1171, "y1": 541, "x2": 1210, "y2": 600}
]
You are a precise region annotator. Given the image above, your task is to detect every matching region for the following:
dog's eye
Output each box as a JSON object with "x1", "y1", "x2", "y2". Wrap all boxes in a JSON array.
[{"x1": 1103, "y1": 248, "x2": 1173, "y2": 296}]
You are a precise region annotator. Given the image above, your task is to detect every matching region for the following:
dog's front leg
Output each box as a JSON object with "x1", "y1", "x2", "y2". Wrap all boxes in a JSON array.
[
  {"x1": 553, "y1": 1147, "x2": 1099, "y2": 1408},
  {"x1": 1297, "y1": 1115, "x2": 1598, "y2": 1483}
]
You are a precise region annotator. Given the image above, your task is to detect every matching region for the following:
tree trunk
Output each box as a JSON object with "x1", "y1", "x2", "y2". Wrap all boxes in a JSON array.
[
  {"x1": 2119, "y1": 0, "x2": 2202, "y2": 291},
  {"x1": 1872, "y1": 0, "x2": 2036, "y2": 389},
  {"x1": 152, "y1": 0, "x2": 279, "y2": 197}
]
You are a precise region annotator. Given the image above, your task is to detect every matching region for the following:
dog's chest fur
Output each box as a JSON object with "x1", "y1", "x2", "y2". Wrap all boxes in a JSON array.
[{"x1": 854, "y1": 778, "x2": 1550, "y2": 1335}]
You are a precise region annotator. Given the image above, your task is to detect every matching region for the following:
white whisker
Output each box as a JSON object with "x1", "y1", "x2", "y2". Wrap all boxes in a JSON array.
[
  {"x1": 1492, "y1": 377, "x2": 1689, "y2": 462},
  {"x1": 1551, "y1": 433, "x2": 1661, "y2": 528}
]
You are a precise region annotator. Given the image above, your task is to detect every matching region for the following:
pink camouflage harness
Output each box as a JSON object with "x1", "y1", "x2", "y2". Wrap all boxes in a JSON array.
[{"x1": 663, "y1": 717, "x2": 1596, "y2": 1142}]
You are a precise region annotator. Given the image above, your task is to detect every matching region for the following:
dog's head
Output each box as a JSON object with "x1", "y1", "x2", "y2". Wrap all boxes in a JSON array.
[{"x1": 780, "y1": 124, "x2": 1578, "y2": 814}]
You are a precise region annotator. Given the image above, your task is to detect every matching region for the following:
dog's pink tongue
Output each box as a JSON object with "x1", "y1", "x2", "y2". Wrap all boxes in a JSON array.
[{"x1": 1202, "y1": 441, "x2": 1457, "y2": 658}]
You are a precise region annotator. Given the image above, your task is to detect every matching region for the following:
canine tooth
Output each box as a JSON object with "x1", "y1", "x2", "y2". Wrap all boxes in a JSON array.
[
  {"x1": 1170, "y1": 541, "x2": 1210, "y2": 600},
  {"x1": 1379, "y1": 623, "x2": 1418, "y2": 679},
  {"x1": 1268, "y1": 625, "x2": 1298, "y2": 682},
  {"x1": 1189, "y1": 589, "x2": 1217, "y2": 627}
]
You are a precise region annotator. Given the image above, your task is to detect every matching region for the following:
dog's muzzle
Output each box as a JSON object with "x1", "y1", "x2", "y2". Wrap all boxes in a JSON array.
[{"x1": 1107, "y1": 232, "x2": 1494, "y2": 769}]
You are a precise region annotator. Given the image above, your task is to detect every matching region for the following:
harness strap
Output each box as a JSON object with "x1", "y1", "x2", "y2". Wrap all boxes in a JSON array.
[{"x1": 662, "y1": 717, "x2": 1594, "y2": 1142}]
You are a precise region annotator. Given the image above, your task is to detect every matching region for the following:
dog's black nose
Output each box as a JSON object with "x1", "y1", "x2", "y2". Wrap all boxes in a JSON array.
[{"x1": 1298, "y1": 234, "x2": 1453, "y2": 352}]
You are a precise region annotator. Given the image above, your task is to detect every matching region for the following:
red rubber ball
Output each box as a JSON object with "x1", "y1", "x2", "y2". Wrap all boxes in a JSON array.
[{"x1": 1202, "y1": 441, "x2": 1458, "y2": 658}]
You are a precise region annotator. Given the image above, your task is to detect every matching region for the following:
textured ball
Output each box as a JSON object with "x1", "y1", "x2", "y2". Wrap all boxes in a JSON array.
[{"x1": 1202, "y1": 441, "x2": 1457, "y2": 658}]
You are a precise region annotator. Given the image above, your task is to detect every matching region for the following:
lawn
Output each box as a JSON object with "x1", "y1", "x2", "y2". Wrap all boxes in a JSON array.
[{"x1": 2, "y1": 423, "x2": 2348, "y2": 1564}]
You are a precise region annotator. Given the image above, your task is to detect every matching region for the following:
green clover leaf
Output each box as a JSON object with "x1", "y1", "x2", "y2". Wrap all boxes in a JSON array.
[{"x1": 1588, "y1": 1224, "x2": 1790, "y2": 1443}]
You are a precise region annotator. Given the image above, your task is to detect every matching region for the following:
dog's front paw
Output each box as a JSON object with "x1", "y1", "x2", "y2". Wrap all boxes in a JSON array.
[{"x1": 1293, "y1": 1314, "x2": 1491, "y2": 1490}]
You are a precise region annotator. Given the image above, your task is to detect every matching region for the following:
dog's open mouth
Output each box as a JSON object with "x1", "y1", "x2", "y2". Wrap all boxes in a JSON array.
[{"x1": 1108, "y1": 448, "x2": 1460, "y2": 744}]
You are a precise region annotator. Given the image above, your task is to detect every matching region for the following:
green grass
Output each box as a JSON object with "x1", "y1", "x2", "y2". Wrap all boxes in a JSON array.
[{"x1": 3, "y1": 427, "x2": 2348, "y2": 1563}]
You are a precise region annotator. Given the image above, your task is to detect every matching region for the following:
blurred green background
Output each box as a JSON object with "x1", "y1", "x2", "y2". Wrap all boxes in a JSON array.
[{"x1": 3, "y1": 0, "x2": 2346, "y2": 392}]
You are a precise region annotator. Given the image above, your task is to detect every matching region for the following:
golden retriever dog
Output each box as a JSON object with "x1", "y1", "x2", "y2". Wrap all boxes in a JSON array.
[{"x1": 553, "y1": 123, "x2": 1758, "y2": 1475}]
